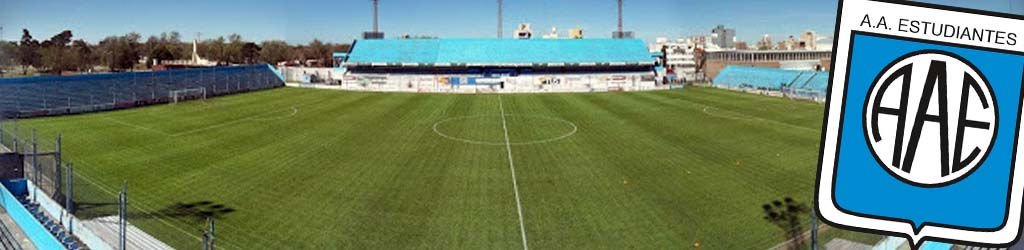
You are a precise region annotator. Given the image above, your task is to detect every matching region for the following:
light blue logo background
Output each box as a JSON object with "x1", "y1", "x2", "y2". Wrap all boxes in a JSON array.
[{"x1": 835, "y1": 33, "x2": 1024, "y2": 230}]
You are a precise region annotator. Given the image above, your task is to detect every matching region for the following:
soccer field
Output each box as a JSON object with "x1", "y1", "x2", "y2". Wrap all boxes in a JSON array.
[{"x1": 4, "y1": 86, "x2": 872, "y2": 249}]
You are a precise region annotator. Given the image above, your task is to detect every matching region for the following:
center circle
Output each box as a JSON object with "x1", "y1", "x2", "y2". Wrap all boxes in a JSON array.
[{"x1": 433, "y1": 115, "x2": 578, "y2": 146}]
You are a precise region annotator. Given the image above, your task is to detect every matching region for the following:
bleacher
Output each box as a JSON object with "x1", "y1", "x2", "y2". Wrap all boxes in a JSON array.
[
  {"x1": 345, "y1": 38, "x2": 656, "y2": 66},
  {"x1": 0, "y1": 65, "x2": 286, "y2": 118},
  {"x1": 17, "y1": 195, "x2": 81, "y2": 249},
  {"x1": 712, "y1": 65, "x2": 829, "y2": 101}
]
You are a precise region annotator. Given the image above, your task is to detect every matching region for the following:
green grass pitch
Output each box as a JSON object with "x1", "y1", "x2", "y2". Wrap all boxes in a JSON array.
[{"x1": 5, "y1": 86, "x2": 880, "y2": 249}]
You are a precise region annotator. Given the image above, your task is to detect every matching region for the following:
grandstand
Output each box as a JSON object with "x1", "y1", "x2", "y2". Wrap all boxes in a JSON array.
[
  {"x1": 339, "y1": 38, "x2": 660, "y2": 93},
  {"x1": 0, "y1": 65, "x2": 286, "y2": 118},
  {"x1": 712, "y1": 65, "x2": 829, "y2": 101}
]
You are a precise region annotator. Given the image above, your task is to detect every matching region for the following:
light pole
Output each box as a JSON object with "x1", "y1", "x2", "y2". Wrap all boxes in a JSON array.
[
  {"x1": 498, "y1": 0, "x2": 503, "y2": 38},
  {"x1": 373, "y1": 0, "x2": 379, "y2": 33},
  {"x1": 618, "y1": 0, "x2": 623, "y2": 35}
]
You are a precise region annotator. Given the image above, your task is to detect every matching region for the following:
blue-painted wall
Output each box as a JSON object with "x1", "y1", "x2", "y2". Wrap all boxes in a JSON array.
[{"x1": 0, "y1": 180, "x2": 65, "y2": 249}]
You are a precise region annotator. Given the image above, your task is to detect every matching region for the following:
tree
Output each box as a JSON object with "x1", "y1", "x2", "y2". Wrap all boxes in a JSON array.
[
  {"x1": 762, "y1": 197, "x2": 810, "y2": 250},
  {"x1": 165, "y1": 31, "x2": 189, "y2": 60},
  {"x1": 199, "y1": 36, "x2": 227, "y2": 64},
  {"x1": 290, "y1": 45, "x2": 307, "y2": 65},
  {"x1": 259, "y1": 40, "x2": 290, "y2": 65},
  {"x1": 48, "y1": 30, "x2": 73, "y2": 47},
  {"x1": 148, "y1": 45, "x2": 174, "y2": 66},
  {"x1": 0, "y1": 41, "x2": 17, "y2": 76},
  {"x1": 97, "y1": 33, "x2": 141, "y2": 71},
  {"x1": 39, "y1": 46, "x2": 65, "y2": 73},
  {"x1": 306, "y1": 39, "x2": 332, "y2": 67},
  {"x1": 226, "y1": 33, "x2": 244, "y2": 64},
  {"x1": 70, "y1": 39, "x2": 93, "y2": 71},
  {"x1": 39, "y1": 30, "x2": 76, "y2": 73},
  {"x1": 240, "y1": 42, "x2": 261, "y2": 64},
  {"x1": 143, "y1": 31, "x2": 191, "y2": 67},
  {"x1": 17, "y1": 29, "x2": 41, "y2": 74}
]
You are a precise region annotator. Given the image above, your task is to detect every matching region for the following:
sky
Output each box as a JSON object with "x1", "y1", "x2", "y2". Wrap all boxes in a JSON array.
[{"x1": 0, "y1": 0, "x2": 1020, "y2": 45}]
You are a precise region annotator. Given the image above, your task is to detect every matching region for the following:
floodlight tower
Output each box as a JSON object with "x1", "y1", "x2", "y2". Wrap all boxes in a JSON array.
[
  {"x1": 373, "y1": 0, "x2": 379, "y2": 33},
  {"x1": 617, "y1": 0, "x2": 623, "y2": 34},
  {"x1": 364, "y1": 0, "x2": 384, "y2": 39},
  {"x1": 498, "y1": 0, "x2": 503, "y2": 38},
  {"x1": 612, "y1": 0, "x2": 633, "y2": 38}
]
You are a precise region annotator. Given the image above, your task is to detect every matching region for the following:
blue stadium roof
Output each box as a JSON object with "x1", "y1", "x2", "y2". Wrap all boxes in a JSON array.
[{"x1": 344, "y1": 38, "x2": 656, "y2": 67}]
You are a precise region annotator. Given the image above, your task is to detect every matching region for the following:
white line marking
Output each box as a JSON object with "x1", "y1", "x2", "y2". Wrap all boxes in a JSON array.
[
  {"x1": 101, "y1": 106, "x2": 300, "y2": 138},
  {"x1": 251, "y1": 106, "x2": 299, "y2": 121},
  {"x1": 432, "y1": 114, "x2": 577, "y2": 146},
  {"x1": 171, "y1": 106, "x2": 299, "y2": 137},
  {"x1": 700, "y1": 105, "x2": 819, "y2": 132},
  {"x1": 655, "y1": 96, "x2": 818, "y2": 132},
  {"x1": 499, "y1": 95, "x2": 529, "y2": 250},
  {"x1": 103, "y1": 117, "x2": 172, "y2": 136}
]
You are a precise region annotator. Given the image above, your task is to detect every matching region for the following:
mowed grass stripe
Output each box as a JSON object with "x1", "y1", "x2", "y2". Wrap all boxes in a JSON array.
[
  {"x1": 513, "y1": 93, "x2": 706, "y2": 249},
  {"x1": 6, "y1": 87, "x2": 846, "y2": 249}
]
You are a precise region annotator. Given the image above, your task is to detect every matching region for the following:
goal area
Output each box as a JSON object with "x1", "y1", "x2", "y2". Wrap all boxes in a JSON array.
[{"x1": 169, "y1": 87, "x2": 207, "y2": 104}]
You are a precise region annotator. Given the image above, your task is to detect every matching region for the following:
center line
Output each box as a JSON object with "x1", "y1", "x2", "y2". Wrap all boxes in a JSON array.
[{"x1": 499, "y1": 95, "x2": 529, "y2": 250}]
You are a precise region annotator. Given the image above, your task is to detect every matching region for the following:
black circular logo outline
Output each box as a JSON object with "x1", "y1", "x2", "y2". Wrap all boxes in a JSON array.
[{"x1": 861, "y1": 49, "x2": 999, "y2": 188}]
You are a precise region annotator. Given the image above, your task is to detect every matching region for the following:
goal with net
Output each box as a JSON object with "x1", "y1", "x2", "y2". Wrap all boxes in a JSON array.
[{"x1": 169, "y1": 87, "x2": 207, "y2": 104}]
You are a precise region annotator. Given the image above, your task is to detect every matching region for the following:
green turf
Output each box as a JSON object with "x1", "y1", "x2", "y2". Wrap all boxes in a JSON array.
[{"x1": 3, "y1": 86, "x2": 882, "y2": 249}]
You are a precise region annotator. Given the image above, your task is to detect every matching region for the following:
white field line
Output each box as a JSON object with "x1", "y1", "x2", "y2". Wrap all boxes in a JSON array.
[
  {"x1": 103, "y1": 117, "x2": 172, "y2": 136},
  {"x1": 700, "y1": 105, "x2": 819, "y2": 132},
  {"x1": 100, "y1": 106, "x2": 301, "y2": 138},
  {"x1": 170, "y1": 106, "x2": 299, "y2": 137},
  {"x1": 678, "y1": 97, "x2": 819, "y2": 133},
  {"x1": 432, "y1": 114, "x2": 578, "y2": 146},
  {"x1": 498, "y1": 95, "x2": 529, "y2": 250},
  {"x1": 250, "y1": 106, "x2": 299, "y2": 121}
]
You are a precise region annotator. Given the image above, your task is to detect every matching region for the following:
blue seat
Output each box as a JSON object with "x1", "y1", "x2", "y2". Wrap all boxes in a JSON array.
[{"x1": 713, "y1": 65, "x2": 829, "y2": 98}]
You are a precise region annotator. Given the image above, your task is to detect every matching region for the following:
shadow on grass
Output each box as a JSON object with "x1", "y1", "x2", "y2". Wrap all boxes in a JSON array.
[
  {"x1": 71, "y1": 199, "x2": 236, "y2": 224},
  {"x1": 151, "y1": 201, "x2": 237, "y2": 223}
]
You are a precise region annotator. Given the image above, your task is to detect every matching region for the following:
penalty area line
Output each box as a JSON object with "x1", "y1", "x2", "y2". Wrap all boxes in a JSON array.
[{"x1": 499, "y1": 95, "x2": 530, "y2": 250}]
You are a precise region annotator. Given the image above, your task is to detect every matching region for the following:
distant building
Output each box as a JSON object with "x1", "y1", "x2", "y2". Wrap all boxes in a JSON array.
[
  {"x1": 776, "y1": 35, "x2": 798, "y2": 50},
  {"x1": 651, "y1": 38, "x2": 700, "y2": 82},
  {"x1": 515, "y1": 23, "x2": 533, "y2": 39},
  {"x1": 711, "y1": 25, "x2": 736, "y2": 49},
  {"x1": 799, "y1": 30, "x2": 817, "y2": 50},
  {"x1": 756, "y1": 34, "x2": 773, "y2": 50},
  {"x1": 702, "y1": 50, "x2": 832, "y2": 79},
  {"x1": 543, "y1": 26, "x2": 559, "y2": 39},
  {"x1": 569, "y1": 28, "x2": 584, "y2": 39},
  {"x1": 734, "y1": 41, "x2": 749, "y2": 50}
]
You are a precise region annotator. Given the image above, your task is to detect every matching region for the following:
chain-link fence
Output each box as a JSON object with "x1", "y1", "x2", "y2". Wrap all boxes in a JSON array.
[{"x1": 1, "y1": 104, "x2": 228, "y2": 250}]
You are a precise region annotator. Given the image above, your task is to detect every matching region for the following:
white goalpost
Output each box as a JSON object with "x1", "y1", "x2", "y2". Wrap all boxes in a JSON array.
[{"x1": 169, "y1": 87, "x2": 207, "y2": 104}]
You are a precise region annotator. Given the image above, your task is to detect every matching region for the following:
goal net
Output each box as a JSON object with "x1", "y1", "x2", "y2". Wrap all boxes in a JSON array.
[{"x1": 169, "y1": 87, "x2": 207, "y2": 104}]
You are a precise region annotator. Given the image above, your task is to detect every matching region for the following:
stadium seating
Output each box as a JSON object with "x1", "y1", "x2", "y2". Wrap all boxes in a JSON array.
[
  {"x1": 347, "y1": 38, "x2": 654, "y2": 65},
  {"x1": 0, "y1": 65, "x2": 285, "y2": 118},
  {"x1": 18, "y1": 195, "x2": 82, "y2": 249},
  {"x1": 712, "y1": 65, "x2": 829, "y2": 100}
]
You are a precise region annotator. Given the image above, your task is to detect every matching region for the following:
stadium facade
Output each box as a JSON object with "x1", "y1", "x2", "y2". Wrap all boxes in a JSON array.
[{"x1": 337, "y1": 38, "x2": 660, "y2": 93}]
